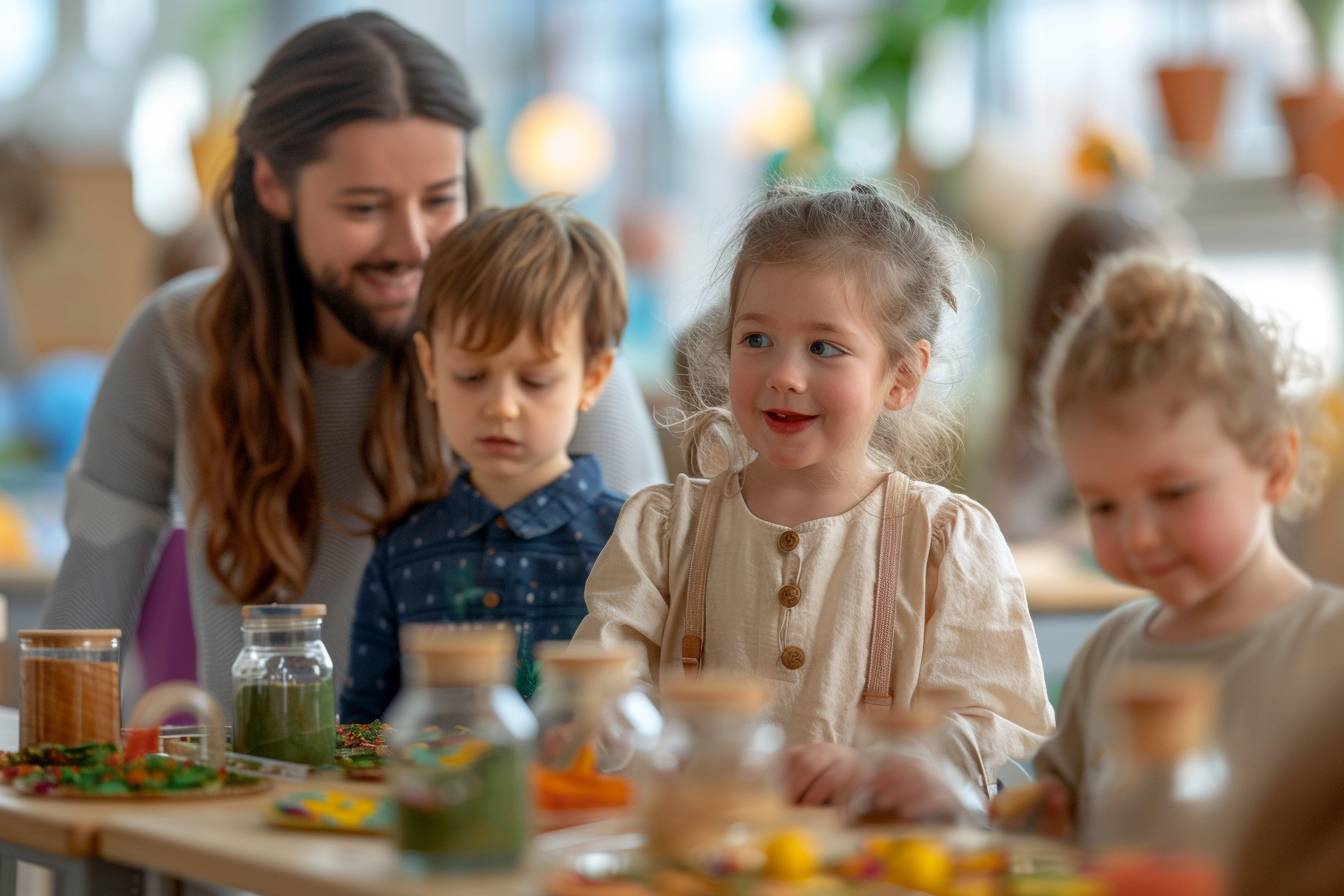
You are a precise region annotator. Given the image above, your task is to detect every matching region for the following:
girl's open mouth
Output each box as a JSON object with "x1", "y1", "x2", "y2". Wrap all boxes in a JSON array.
[{"x1": 763, "y1": 409, "x2": 817, "y2": 434}]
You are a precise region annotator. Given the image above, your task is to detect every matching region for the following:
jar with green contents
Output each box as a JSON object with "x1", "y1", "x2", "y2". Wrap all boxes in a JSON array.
[
  {"x1": 387, "y1": 624, "x2": 537, "y2": 874},
  {"x1": 231, "y1": 603, "x2": 335, "y2": 766}
]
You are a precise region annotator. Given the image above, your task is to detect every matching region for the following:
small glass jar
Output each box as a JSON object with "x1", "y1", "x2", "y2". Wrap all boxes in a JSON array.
[
  {"x1": 19, "y1": 629, "x2": 121, "y2": 748},
  {"x1": 848, "y1": 702, "x2": 988, "y2": 827},
  {"x1": 230, "y1": 603, "x2": 335, "y2": 766},
  {"x1": 639, "y1": 673, "x2": 784, "y2": 866},
  {"x1": 1085, "y1": 664, "x2": 1229, "y2": 891},
  {"x1": 530, "y1": 641, "x2": 662, "y2": 816},
  {"x1": 387, "y1": 624, "x2": 537, "y2": 874}
]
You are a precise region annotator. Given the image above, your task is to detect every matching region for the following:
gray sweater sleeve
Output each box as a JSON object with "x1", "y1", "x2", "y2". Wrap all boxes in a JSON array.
[
  {"x1": 570, "y1": 354, "x2": 667, "y2": 496},
  {"x1": 41, "y1": 294, "x2": 182, "y2": 635}
]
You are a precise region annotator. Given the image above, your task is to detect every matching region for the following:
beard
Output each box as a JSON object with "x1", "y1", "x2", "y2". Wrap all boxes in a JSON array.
[{"x1": 309, "y1": 263, "x2": 419, "y2": 354}]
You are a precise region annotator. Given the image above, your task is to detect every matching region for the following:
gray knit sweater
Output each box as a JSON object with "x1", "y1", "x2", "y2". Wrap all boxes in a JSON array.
[{"x1": 41, "y1": 269, "x2": 668, "y2": 714}]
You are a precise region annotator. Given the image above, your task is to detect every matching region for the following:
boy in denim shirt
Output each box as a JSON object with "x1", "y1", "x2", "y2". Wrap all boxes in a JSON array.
[{"x1": 340, "y1": 198, "x2": 628, "y2": 721}]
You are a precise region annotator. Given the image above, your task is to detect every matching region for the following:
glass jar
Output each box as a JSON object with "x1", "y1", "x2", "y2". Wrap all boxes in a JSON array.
[
  {"x1": 530, "y1": 641, "x2": 662, "y2": 816},
  {"x1": 1085, "y1": 665, "x2": 1229, "y2": 893},
  {"x1": 847, "y1": 702, "x2": 988, "y2": 826},
  {"x1": 639, "y1": 673, "x2": 784, "y2": 866},
  {"x1": 230, "y1": 603, "x2": 335, "y2": 766},
  {"x1": 387, "y1": 624, "x2": 537, "y2": 874},
  {"x1": 19, "y1": 629, "x2": 121, "y2": 748}
]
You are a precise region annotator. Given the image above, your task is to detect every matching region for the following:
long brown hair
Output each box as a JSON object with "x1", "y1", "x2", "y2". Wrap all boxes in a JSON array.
[{"x1": 189, "y1": 11, "x2": 481, "y2": 604}]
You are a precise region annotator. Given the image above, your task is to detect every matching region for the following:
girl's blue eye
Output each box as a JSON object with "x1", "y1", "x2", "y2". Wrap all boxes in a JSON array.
[
  {"x1": 742, "y1": 333, "x2": 772, "y2": 349},
  {"x1": 809, "y1": 341, "x2": 844, "y2": 358}
]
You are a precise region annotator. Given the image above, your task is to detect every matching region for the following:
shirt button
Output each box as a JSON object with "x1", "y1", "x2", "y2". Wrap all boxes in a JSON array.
[
  {"x1": 781, "y1": 646, "x2": 806, "y2": 670},
  {"x1": 777, "y1": 530, "x2": 800, "y2": 553},
  {"x1": 495, "y1": 517, "x2": 509, "y2": 530},
  {"x1": 482, "y1": 592, "x2": 501, "y2": 609},
  {"x1": 778, "y1": 584, "x2": 802, "y2": 608}
]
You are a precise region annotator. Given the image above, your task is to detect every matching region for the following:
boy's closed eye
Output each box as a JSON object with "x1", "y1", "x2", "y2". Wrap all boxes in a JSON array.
[{"x1": 1155, "y1": 483, "x2": 1196, "y2": 502}]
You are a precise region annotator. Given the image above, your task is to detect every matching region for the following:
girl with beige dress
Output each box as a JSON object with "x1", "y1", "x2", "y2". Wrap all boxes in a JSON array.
[{"x1": 574, "y1": 183, "x2": 1055, "y2": 815}]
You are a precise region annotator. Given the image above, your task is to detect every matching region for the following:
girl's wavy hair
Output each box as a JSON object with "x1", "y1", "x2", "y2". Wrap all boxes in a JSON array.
[
  {"x1": 1039, "y1": 252, "x2": 1327, "y2": 518},
  {"x1": 674, "y1": 181, "x2": 966, "y2": 482},
  {"x1": 189, "y1": 11, "x2": 482, "y2": 604}
]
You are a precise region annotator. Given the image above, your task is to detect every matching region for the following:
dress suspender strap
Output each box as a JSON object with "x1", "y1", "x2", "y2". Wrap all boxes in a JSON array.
[
  {"x1": 681, "y1": 473, "x2": 727, "y2": 675},
  {"x1": 862, "y1": 472, "x2": 908, "y2": 708}
]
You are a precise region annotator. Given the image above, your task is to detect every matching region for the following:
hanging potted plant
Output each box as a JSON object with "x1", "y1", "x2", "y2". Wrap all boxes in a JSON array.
[
  {"x1": 1152, "y1": 0, "x2": 1231, "y2": 162},
  {"x1": 1281, "y1": 0, "x2": 1344, "y2": 179}
]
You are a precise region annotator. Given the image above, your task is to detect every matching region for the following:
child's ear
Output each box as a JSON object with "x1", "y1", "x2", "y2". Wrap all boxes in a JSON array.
[
  {"x1": 413, "y1": 331, "x2": 438, "y2": 403},
  {"x1": 884, "y1": 339, "x2": 931, "y2": 412},
  {"x1": 1264, "y1": 427, "x2": 1301, "y2": 504},
  {"x1": 251, "y1": 153, "x2": 294, "y2": 222},
  {"x1": 578, "y1": 349, "x2": 616, "y2": 413}
]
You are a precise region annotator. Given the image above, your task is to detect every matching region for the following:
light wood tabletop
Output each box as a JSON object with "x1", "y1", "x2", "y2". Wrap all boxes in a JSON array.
[
  {"x1": 97, "y1": 788, "x2": 530, "y2": 896},
  {"x1": 1012, "y1": 541, "x2": 1144, "y2": 614}
]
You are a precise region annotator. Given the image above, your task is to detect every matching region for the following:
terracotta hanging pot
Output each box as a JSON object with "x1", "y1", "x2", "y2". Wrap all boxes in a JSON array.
[
  {"x1": 1278, "y1": 79, "x2": 1344, "y2": 179},
  {"x1": 1154, "y1": 61, "x2": 1231, "y2": 161},
  {"x1": 1300, "y1": 108, "x2": 1344, "y2": 198}
]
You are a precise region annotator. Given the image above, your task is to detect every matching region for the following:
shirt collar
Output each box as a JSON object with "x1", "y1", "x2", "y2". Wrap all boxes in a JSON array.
[{"x1": 446, "y1": 455, "x2": 606, "y2": 539}]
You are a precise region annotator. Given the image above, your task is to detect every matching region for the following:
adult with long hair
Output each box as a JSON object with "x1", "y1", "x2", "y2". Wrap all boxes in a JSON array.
[{"x1": 41, "y1": 11, "x2": 666, "y2": 710}]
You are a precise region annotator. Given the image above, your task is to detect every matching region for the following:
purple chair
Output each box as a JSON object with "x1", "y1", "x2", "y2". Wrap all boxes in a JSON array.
[{"x1": 135, "y1": 529, "x2": 196, "y2": 687}]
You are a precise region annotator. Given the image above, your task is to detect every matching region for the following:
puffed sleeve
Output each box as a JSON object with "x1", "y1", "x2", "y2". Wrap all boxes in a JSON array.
[
  {"x1": 919, "y1": 495, "x2": 1056, "y2": 792},
  {"x1": 571, "y1": 484, "x2": 675, "y2": 689}
]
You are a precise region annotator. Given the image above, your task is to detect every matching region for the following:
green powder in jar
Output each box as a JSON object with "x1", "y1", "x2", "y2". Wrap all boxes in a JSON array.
[{"x1": 233, "y1": 679, "x2": 335, "y2": 766}]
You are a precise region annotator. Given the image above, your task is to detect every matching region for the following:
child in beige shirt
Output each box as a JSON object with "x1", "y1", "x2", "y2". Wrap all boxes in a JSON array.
[
  {"x1": 1002, "y1": 253, "x2": 1344, "y2": 841},
  {"x1": 574, "y1": 183, "x2": 1054, "y2": 813}
]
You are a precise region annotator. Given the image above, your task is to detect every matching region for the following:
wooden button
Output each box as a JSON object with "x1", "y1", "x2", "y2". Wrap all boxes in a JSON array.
[
  {"x1": 777, "y1": 530, "x2": 800, "y2": 553},
  {"x1": 781, "y1": 646, "x2": 806, "y2": 670},
  {"x1": 778, "y1": 584, "x2": 802, "y2": 608},
  {"x1": 495, "y1": 517, "x2": 509, "y2": 530},
  {"x1": 482, "y1": 592, "x2": 501, "y2": 609}
]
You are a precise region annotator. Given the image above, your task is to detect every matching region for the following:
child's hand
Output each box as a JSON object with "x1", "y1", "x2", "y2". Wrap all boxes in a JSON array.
[
  {"x1": 989, "y1": 775, "x2": 1073, "y2": 839},
  {"x1": 858, "y1": 755, "x2": 972, "y2": 824},
  {"x1": 784, "y1": 743, "x2": 861, "y2": 806}
]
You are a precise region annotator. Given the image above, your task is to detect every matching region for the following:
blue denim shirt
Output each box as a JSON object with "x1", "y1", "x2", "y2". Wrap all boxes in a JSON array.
[{"x1": 339, "y1": 455, "x2": 624, "y2": 722}]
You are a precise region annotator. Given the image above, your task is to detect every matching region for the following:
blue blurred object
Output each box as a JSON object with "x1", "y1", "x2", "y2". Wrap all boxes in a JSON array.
[
  {"x1": 20, "y1": 352, "x2": 105, "y2": 471},
  {"x1": 0, "y1": 377, "x2": 19, "y2": 447}
]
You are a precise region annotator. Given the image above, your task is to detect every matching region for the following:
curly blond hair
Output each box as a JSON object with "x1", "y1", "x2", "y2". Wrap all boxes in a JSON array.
[{"x1": 1039, "y1": 252, "x2": 1325, "y2": 517}]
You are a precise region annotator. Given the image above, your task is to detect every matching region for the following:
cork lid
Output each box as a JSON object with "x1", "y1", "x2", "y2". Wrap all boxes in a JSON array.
[
  {"x1": 19, "y1": 629, "x2": 121, "y2": 648},
  {"x1": 535, "y1": 641, "x2": 636, "y2": 678},
  {"x1": 660, "y1": 672, "x2": 770, "y2": 713},
  {"x1": 1107, "y1": 664, "x2": 1216, "y2": 760},
  {"x1": 241, "y1": 603, "x2": 327, "y2": 620},
  {"x1": 403, "y1": 624, "x2": 516, "y2": 686}
]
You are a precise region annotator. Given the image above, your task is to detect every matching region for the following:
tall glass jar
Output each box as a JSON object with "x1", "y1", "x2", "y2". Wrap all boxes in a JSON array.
[
  {"x1": 19, "y1": 629, "x2": 121, "y2": 748},
  {"x1": 639, "y1": 673, "x2": 784, "y2": 866},
  {"x1": 1085, "y1": 665, "x2": 1228, "y2": 895},
  {"x1": 230, "y1": 603, "x2": 335, "y2": 766},
  {"x1": 848, "y1": 702, "x2": 988, "y2": 826},
  {"x1": 530, "y1": 641, "x2": 662, "y2": 817},
  {"x1": 388, "y1": 624, "x2": 537, "y2": 874}
]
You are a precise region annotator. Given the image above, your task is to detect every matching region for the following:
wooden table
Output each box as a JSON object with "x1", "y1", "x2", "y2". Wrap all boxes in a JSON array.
[
  {"x1": 99, "y1": 790, "x2": 528, "y2": 896},
  {"x1": 0, "y1": 706, "x2": 537, "y2": 896}
]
